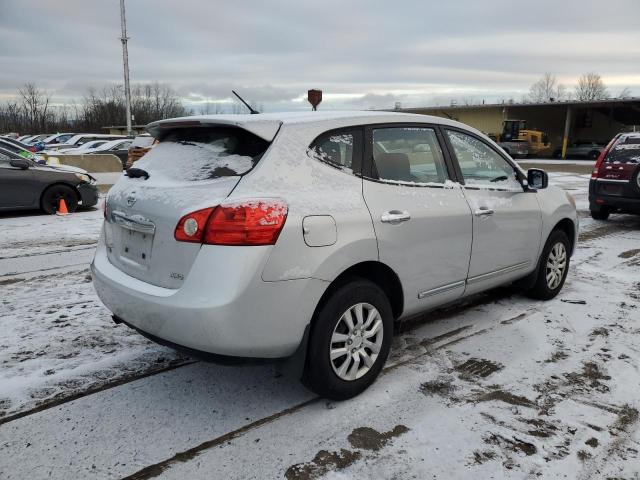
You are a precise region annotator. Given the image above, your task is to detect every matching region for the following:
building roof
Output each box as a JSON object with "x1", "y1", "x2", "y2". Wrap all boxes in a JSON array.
[{"x1": 397, "y1": 97, "x2": 640, "y2": 112}]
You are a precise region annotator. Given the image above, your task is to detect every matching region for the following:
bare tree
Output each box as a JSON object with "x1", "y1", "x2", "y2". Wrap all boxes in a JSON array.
[
  {"x1": 575, "y1": 73, "x2": 608, "y2": 101},
  {"x1": 18, "y1": 83, "x2": 51, "y2": 132},
  {"x1": 618, "y1": 87, "x2": 631, "y2": 98},
  {"x1": 528, "y1": 73, "x2": 567, "y2": 102}
]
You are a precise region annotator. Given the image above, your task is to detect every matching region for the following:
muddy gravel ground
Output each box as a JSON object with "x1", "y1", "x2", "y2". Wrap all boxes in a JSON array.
[{"x1": 0, "y1": 173, "x2": 639, "y2": 479}]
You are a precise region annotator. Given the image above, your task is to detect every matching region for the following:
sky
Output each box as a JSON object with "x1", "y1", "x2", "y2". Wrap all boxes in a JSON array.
[{"x1": 1, "y1": 0, "x2": 640, "y2": 112}]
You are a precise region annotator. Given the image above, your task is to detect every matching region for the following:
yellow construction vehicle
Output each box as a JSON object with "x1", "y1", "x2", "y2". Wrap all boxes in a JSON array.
[{"x1": 498, "y1": 119, "x2": 552, "y2": 157}]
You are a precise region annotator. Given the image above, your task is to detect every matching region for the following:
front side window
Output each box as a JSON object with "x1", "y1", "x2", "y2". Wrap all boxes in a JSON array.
[
  {"x1": 446, "y1": 129, "x2": 521, "y2": 189},
  {"x1": 309, "y1": 130, "x2": 356, "y2": 171},
  {"x1": 371, "y1": 127, "x2": 447, "y2": 184}
]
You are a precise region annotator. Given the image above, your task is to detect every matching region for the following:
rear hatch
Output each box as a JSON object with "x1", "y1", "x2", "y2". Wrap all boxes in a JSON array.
[
  {"x1": 104, "y1": 125, "x2": 271, "y2": 288},
  {"x1": 595, "y1": 136, "x2": 640, "y2": 197}
]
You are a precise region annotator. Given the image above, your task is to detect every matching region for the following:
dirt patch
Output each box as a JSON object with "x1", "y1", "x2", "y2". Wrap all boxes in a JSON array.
[
  {"x1": 471, "y1": 450, "x2": 497, "y2": 464},
  {"x1": 284, "y1": 449, "x2": 361, "y2": 480},
  {"x1": 577, "y1": 449, "x2": 592, "y2": 461},
  {"x1": 619, "y1": 248, "x2": 640, "y2": 259},
  {"x1": 546, "y1": 350, "x2": 569, "y2": 363},
  {"x1": 585, "y1": 437, "x2": 599, "y2": 448},
  {"x1": 474, "y1": 389, "x2": 536, "y2": 408},
  {"x1": 456, "y1": 358, "x2": 504, "y2": 379},
  {"x1": 0, "y1": 277, "x2": 24, "y2": 286},
  {"x1": 420, "y1": 378, "x2": 456, "y2": 397},
  {"x1": 347, "y1": 425, "x2": 409, "y2": 452},
  {"x1": 614, "y1": 404, "x2": 639, "y2": 431},
  {"x1": 485, "y1": 433, "x2": 537, "y2": 456},
  {"x1": 518, "y1": 417, "x2": 559, "y2": 438},
  {"x1": 590, "y1": 327, "x2": 610, "y2": 337}
]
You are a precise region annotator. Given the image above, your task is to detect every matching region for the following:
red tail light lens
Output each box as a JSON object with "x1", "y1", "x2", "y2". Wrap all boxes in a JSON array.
[
  {"x1": 204, "y1": 200, "x2": 288, "y2": 245},
  {"x1": 592, "y1": 136, "x2": 618, "y2": 179},
  {"x1": 174, "y1": 200, "x2": 288, "y2": 246}
]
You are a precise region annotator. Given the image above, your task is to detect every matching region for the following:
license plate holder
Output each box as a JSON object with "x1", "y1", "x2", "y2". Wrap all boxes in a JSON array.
[{"x1": 120, "y1": 229, "x2": 153, "y2": 266}]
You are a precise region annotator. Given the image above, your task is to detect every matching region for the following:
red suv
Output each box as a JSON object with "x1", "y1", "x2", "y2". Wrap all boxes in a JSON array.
[{"x1": 589, "y1": 132, "x2": 640, "y2": 220}]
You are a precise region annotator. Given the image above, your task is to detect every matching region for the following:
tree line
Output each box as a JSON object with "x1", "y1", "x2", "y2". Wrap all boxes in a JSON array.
[
  {"x1": 0, "y1": 82, "x2": 189, "y2": 135},
  {"x1": 527, "y1": 72, "x2": 629, "y2": 103}
]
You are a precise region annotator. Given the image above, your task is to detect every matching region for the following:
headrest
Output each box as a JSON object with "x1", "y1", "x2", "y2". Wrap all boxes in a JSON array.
[{"x1": 375, "y1": 152, "x2": 411, "y2": 181}]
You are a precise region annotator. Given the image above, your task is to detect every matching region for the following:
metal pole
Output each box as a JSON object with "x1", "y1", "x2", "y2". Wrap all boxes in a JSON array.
[
  {"x1": 120, "y1": 0, "x2": 132, "y2": 136},
  {"x1": 561, "y1": 107, "x2": 572, "y2": 160}
]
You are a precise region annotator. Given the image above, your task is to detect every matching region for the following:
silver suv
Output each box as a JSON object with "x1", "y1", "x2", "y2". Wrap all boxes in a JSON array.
[{"x1": 92, "y1": 112, "x2": 578, "y2": 399}]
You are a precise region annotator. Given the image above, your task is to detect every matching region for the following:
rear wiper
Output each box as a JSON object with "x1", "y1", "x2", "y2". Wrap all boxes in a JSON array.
[
  {"x1": 126, "y1": 168, "x2": 150, "y2": 180},
  {"x1": 490, "y1": 175, "x2": 508, "y2": 183}
]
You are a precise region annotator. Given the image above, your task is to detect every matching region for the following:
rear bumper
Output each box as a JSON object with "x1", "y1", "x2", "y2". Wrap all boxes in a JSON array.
[
  {"x1": 91, "y1": 232, "x2": 329, "y2": 359},
  {"x1": 589, "y1": 179, "x2": 640, "y2": 213},
  {"x1": 78, "y1": 183, "x2": 99, "y2": 208}
]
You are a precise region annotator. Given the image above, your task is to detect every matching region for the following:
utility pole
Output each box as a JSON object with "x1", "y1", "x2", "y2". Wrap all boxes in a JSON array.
[{"x1": 119, "y1": 0, "x2": 132, "y2": 136}]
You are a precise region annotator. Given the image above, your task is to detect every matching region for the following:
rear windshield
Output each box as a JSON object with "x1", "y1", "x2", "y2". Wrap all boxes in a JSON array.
[
  {"x1": 607, "y1": 137, "x2": 640, "y2": 163},
  {"x1": 131, "y1": 135, "x2": 155, "y2": 148},
  {"x1": 135, "y1": 127, "x2": 270, "y2": 182}
]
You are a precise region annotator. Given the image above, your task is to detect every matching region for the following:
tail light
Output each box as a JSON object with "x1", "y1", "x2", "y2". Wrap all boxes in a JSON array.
[
  {"x1": 592, "y1": 136, "x2": 618, "y2": 179},
  {"x1": 174, "y1": 199, "x2": 288, "y2": 246}
]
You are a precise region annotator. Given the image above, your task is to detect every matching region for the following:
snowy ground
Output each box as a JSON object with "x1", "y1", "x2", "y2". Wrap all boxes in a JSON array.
[{"x1": 1, "y1": 172, "x2": 639, "y2": 479}]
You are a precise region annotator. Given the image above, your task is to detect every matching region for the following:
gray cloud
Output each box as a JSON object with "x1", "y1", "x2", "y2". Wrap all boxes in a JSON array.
[{"x1": 1, "y1": 0, "x2": 639, "y2": 111}]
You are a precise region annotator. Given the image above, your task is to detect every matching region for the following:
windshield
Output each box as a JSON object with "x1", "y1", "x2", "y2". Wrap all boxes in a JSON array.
[{"x1": 135, "y1": 126, "x2": 270, "y2": 182}]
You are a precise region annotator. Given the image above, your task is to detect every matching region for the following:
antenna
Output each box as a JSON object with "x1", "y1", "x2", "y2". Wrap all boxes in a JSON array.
[{"x1": 232, "y1": 90, "x2": 259, "y2": 114}]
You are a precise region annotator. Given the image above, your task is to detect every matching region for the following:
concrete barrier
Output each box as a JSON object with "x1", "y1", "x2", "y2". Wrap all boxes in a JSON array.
[{"x1": 43, "y1": 154, "x2": 123, "y2": 173}]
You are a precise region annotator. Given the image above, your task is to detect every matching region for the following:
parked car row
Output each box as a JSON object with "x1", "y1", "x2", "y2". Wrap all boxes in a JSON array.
[{"x1": 2, "y1": 132, "x2": 158, "y2": 170}]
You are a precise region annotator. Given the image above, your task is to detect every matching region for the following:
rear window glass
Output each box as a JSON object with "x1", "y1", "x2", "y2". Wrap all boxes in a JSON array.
[
  {"x1": 135, "y1": 127, "x2": 269, "y2": 181},
  {"x1": 131, "y1": 136, "x2": 155, "y2": 148},
  {"x1": 607, "y1": 137, "x2": 640, "y2": 163}
]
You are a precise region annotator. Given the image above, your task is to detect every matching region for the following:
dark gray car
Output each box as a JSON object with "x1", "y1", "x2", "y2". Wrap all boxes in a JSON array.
[{"x1": 0, "y1": 148, "x2": 99, "y2": 214}]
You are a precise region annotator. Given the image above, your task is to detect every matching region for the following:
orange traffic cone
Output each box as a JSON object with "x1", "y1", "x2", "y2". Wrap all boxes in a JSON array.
[{"x1": 56, "y1": 198, "x2": 69, "y2": 216}]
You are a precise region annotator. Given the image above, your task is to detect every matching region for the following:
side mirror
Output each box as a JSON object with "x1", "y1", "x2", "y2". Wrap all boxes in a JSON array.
[
  {"x1": 527, "y1": 168, "x2": 548, "y2": 190},
  {"x1": 10, "y1": 159, "x2": 30, "y2": 170}
]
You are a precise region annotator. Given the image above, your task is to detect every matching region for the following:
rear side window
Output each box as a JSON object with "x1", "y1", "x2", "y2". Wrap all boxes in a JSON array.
[
  {"x1": 309, "y1": 129, "x2": 359, "y2": 172},
  {"x1": 607, "y1": 137, "x2": 640, "y2": 163},
  {"x1": 135, "y1": 126, "x2": 269, "y2": 181},
  {"x1": 371, "y1": 127, "x2": 447, "y2": 184}
]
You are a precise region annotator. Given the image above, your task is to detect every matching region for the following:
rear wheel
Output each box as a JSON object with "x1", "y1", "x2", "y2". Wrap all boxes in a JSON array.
[
  {"x1": 526, "y1": 230, "x2": 570, "y2": 300},
  {"x1": 303, "y1": 279, "x2": 393, "y2": 400},
  {"x1": 590, "y1": 209, "x2": 610, "y2": 220},
  {"x1": 41, "y1": 184, "x2": 78, "y2": 214}
]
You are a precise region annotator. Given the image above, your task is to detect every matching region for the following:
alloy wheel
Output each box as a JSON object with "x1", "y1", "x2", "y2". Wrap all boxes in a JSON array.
[
  {"x1": 546, "y1": 242, "x2": 567, "y2": 290},
  {"x1": 330, "y1": 302, "x2": 383, "y2": 381}
]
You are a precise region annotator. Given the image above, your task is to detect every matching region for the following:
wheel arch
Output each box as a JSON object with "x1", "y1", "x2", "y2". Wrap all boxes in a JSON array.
[
  {"x1": 39, "y1": 181, "x2": 81, "y2": 208},
  {"x1": 313, "y1": 261, "x2": 404, "y2": 323},
  {"x1": 551, "y1": 217, "x2": 576, "y2": 256}
]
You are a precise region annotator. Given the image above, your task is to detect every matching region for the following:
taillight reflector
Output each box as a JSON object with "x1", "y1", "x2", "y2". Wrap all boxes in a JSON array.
[
  {"x1": 174, "y1": 207, "x2": 215, "y2": 243},
  {"x1": 174, "y1": 200, "x2": 288, "y2": 246}
]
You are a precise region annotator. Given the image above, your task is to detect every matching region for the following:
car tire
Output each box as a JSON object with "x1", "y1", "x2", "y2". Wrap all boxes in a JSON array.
[
  {"x1": 526, "y1": 230, "x2": 571, "y2": 300},
  {"x1": 632, "y1": 165, "x2": 640, "y2": 194},
  {"x1": 588, "y1": 150, "x2": 600, "y2": 160},
  {"x1": 590, "y1": 209, "x2": 610, "y2": 220},
  {"x1": 303, "y1": 278, "x2": 393, "y2": 400},
  {"x1": 41, "y1": 184, "x2": 78, "y2": 214}
]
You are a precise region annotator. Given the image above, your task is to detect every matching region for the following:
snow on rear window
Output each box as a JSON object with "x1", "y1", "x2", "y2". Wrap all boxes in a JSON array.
[
  {"x1": 608, "y1": 140, "x2": 640, "y2": 164},
  {"x1": 135, "y1": 127, "x2": 269, "y2": 181}
]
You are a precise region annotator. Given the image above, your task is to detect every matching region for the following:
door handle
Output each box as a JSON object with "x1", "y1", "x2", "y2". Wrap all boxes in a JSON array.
[
  {"x1": 381, "y1": 210, "x2": 411, "y2": 224},
  {"x1": 473, "y1": 207, "x2": 494, "y2": 217}
]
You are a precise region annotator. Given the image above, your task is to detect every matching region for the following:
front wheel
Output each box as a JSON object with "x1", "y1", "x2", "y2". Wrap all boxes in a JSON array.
[
  {"x1": 41, "y1": 184, "x2": 78, "y2": 214},
  {"x1": 525, "y1": 230, "x2": 571, "y2": 300},
  {"x1": 303, "y1": 279, "x2": 393, "y2": 400}
]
